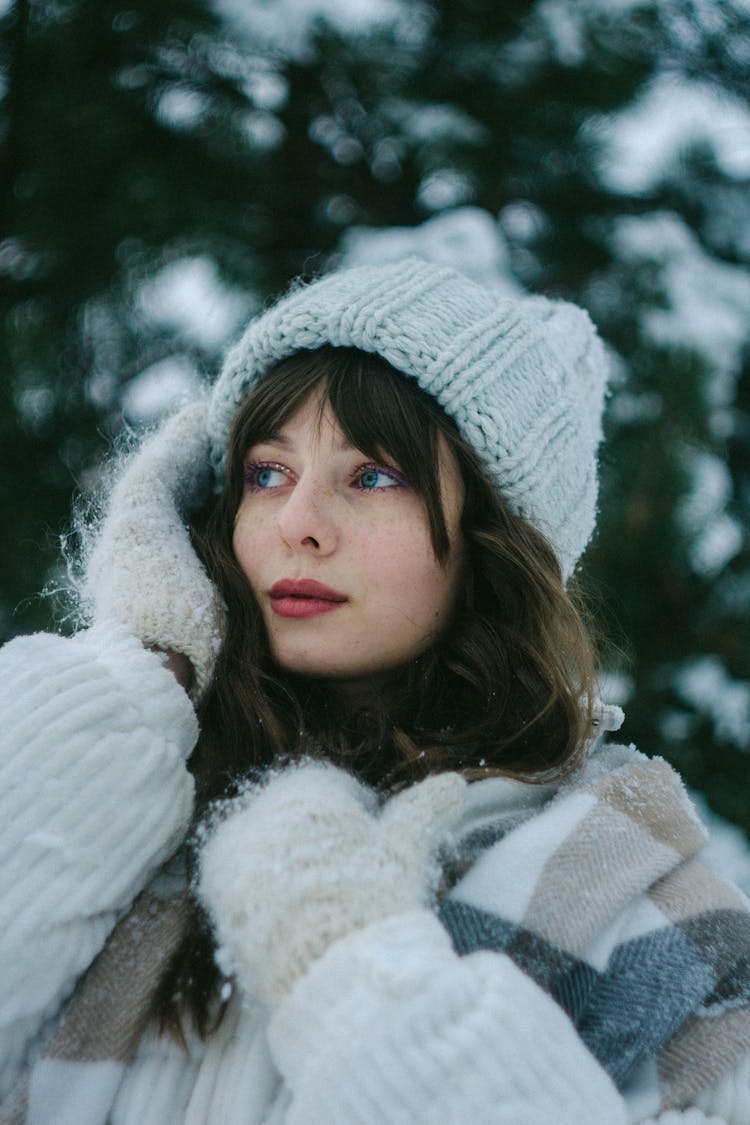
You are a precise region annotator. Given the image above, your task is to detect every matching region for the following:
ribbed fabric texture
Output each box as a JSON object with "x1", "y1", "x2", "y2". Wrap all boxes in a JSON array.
[
  {"x1": 268, "y1": 911, "x2": 628, "y2": 1124},
  {"x1": 0, "y1": 626, "x2": 197, "y2": 1104},
  {"x1": 208, "y1": 258, "x2": 608, "y2": 579},
  {"x1": 3, "y1": 629, "x2": 749, "y2": 1124},
  {"x1": 2, "y1": 639, "x2": 749, "y2": 1124}
]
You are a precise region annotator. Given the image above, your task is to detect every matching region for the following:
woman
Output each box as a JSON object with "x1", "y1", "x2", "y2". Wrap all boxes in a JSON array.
[{"x1": 1, "y1": 258, "x2": 748, "y2": 1124}]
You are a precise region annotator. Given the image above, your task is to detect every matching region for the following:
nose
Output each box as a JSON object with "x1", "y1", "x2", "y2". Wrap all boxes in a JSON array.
[{"x1": 276, "y1": 477, "x2": 339, "y2": 556}]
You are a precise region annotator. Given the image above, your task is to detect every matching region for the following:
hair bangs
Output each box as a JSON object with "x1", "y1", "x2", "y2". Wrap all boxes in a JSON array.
[{"x1": 227, "y1": 347, "x2": 456, "y2": 560}]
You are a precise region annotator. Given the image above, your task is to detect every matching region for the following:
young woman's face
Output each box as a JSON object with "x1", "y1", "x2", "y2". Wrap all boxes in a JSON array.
[{"x1": 232, "y1": 391, "x2": 465, "y2": 685}]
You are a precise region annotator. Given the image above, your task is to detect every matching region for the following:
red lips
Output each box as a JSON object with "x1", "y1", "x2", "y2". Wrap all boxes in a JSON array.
[
  {"x1": 270, "y1": 579, "x2": 347, "y2": 602},
  {"x1": 269, "y1": 579, "x2": 348, "y2": 618}
]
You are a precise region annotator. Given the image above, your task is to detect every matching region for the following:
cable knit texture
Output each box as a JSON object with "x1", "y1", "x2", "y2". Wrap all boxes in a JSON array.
[
  {"x1": 199, "y1": 762, "x2": 467, "y2": 1007},
  {"x1": 75, "y1": 258, "x2": 604, "y2": 696},
  {"x1": 208, "y1": 257, "x2": 608, "y2": 579},
  {"x1": 79, "y1": 401, "x2": 224, "y2": 700}
]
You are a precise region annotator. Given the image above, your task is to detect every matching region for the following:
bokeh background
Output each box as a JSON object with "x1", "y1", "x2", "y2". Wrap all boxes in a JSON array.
[{"x1": 2, "y1": 0, "x2": 749, "y2": 835}]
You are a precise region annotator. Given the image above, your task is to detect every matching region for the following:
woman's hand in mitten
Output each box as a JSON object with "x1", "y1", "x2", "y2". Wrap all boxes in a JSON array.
[
  {"x1": 81, "y1": 401, "x2": 223, "y2": 701},
  {"x1": 198, "y1": 761, "x2": 467, "y2": 1009}
]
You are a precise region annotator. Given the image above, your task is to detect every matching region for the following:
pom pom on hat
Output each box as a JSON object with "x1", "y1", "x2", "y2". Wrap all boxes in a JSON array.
[{"x1": 207, "y1": 258, "x2": 608, "y2": 580}]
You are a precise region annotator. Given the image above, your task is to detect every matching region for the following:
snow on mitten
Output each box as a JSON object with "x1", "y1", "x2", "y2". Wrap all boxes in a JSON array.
[
  {"x1": 81, "y1": 401, "x2": 223, "y2": 701},
  {"x1": 198, "y1": 761, "x2": 467, "y2": 1009}
]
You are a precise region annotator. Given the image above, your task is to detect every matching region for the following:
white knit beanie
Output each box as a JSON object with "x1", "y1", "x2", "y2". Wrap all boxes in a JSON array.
[{"x1": 208, "y1": 257, "x2": 608, "y2": 581}]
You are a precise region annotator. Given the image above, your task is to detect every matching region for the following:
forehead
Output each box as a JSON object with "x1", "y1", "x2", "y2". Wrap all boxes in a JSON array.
[
  {"x1": 268, "y1": 389, "x2": 349, "y2": 446},
  {"x1": 245, "y1": 394, "x2": 361, "y2": 466}
]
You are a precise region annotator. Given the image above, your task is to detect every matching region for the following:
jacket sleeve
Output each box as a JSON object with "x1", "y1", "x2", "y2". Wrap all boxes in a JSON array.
[
  {"x1": 0, "y1": 624, "x2": 197, "y2": 1100},
  {"x1": 264, "y1": 908, "x2": 629, "y2": 1125},
  {"x1": 263, "y1": 908, "x2": 746, "y2": 1125}
]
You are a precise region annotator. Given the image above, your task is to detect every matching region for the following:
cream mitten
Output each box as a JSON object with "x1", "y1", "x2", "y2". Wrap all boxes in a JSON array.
[
  {"x1": 198, "y1": 761, "x2": 467, "y2": 1009},
  {"x1": 81, "y1": 401, "x2": 223, "y2": 700}
]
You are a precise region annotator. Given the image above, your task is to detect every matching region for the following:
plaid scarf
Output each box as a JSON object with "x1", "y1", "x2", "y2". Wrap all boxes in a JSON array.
[
  {"x1": 0, "y1": 887, "x2": 190, "y2": 1125},
  {"x1": 3, "y1": 745, "x2": 749, "y2": 1123},
  {"x1": 440, "y1": 745, "x2": 750, "y2": 1115}
]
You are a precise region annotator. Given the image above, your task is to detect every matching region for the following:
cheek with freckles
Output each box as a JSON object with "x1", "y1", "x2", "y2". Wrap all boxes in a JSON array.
[{"x1": 343, "y1": 520, "x2": 462, "y2": 664}]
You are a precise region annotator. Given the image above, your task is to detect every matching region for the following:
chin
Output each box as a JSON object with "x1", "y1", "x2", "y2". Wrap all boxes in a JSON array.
[
  {"x1": 271, "y1": 649, "x2": 348, "y2": 679},
  {"x1": 269, "y1": 643, "x2": 388, "y2": 682}
]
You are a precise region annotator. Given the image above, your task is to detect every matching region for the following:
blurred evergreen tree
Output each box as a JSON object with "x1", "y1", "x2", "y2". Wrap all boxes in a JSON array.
[{"x1": 2, "y1": 0, "x2": 748, "y2": 828}]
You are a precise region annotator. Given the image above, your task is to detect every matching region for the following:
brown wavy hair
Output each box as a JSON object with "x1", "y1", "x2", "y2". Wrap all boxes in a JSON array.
[{"x1": 157, "y1": 345, "x2": 598, "y2": 1039}]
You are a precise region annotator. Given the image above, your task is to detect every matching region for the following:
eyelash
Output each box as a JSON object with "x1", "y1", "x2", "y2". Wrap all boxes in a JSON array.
[
  {"x1": 242, "y1": 460, "x2": 408, "y2": 492},
  {"x1": 242, "y1": 461, "x2": 290, "y2": 492},
  {"x1": 352, "y1": 462, "x2": 408, "y2": 491}
]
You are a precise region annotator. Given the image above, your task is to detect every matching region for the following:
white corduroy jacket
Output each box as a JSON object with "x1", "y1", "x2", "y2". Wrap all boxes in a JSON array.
[{"x1": 0, "y1": 624, "x2": 748, "y2": 1125}]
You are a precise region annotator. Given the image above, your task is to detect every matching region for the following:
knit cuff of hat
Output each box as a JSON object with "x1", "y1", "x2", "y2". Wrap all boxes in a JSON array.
[{"x1": 208, "y1": 258, "x2": 609, "y2": 580}]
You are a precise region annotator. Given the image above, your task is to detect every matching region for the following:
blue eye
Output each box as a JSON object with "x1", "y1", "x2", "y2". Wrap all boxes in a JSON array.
[
  {"x1": 243, "y1": 462, "x2": 290, "y2": 491},
  {"x1": 354, "y1": 464, "x2": 407, "y2": 490},
  {"x1": 360, "y1": 469, "x2": 383, "y2": 489}
]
